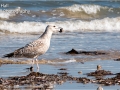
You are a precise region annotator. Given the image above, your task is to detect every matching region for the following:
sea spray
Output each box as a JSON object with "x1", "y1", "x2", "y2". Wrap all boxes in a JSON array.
[{"x1": 0, "y1": 17, "x2": 120, "y2": 33}]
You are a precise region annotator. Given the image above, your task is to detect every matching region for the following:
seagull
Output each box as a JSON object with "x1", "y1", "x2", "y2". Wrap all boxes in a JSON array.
[{"x1": 3, "y1": 25, "x2": 63, "y2": 71}]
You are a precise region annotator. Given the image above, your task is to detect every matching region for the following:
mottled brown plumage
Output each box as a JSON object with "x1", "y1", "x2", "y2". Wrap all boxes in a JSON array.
[{"x1": 3, "y1": 25, "x2": 63, "y2": 70}]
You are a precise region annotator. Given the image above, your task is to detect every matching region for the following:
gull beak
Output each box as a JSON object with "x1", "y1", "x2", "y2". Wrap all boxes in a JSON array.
[{"x1": 59, "y1": 28, "x2": 63, "y2": 33}]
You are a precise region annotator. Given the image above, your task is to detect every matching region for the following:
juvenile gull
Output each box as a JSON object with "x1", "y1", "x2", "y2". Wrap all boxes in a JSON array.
[{"x1": 3, "y1": 25, "x2": 63, "y2": 70}]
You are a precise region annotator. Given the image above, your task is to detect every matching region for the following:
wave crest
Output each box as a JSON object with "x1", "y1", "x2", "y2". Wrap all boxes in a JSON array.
[
  {"x1": 0, "y1": 17, "x2": 120, "y2": 34},
  {"x1": 0, "y1": 7, "x2": 30, "y2": 20},
  {"x1": 59, "y1": 4, "x2": 107, "y2": 14}
]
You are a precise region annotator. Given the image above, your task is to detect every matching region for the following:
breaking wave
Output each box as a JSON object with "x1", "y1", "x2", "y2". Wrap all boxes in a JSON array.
[
  {"x1": 56, "y1": 4, "x2": 120, "y2": 19},
  {"x1": 0, "y1": 4, "x2": 120, "y2": 20},
  {"x1": 0, "y1": 7, "x2": 30, "y2": 20},
  {"x1": 59, "y1": 4, "x2": 107, "y2": 14},
  {"x1": 0, "y1": 17, "x2": 120, "y2": 34}
]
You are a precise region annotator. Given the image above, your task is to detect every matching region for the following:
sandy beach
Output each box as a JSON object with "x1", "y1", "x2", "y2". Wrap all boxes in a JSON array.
[
  {"x1": 0, "y1": 49, "x2": 120, "y2": 89},
  {"x1": 1, "y1": 1, "x2": 120, "y2": 90}
]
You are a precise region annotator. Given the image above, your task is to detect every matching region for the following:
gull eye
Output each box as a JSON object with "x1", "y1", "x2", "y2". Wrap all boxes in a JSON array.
[{"x1": 53, "y1": 26, "x2": 55, "y2": 27}]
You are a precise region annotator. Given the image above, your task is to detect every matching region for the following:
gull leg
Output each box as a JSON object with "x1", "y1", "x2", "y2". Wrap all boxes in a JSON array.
[
  {"x1": 35, "y1": 59, "x2": 39, "y2": 72},
  {"x1": 32, "y1": 59, "x2": 34, "y2": 66},
  {"x1": 29, "y1": 59, "x2": 34, "y2": 72}
]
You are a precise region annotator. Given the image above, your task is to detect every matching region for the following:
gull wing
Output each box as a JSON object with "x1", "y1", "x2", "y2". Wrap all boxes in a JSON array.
[{"x1": 3, "y1": 39, "x2": 44, "y2": 58}]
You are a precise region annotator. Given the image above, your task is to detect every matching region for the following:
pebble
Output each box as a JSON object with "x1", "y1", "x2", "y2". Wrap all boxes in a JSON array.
[
  {"x1": 58, "y1": 68, "x2": 67, "y2": 70},
  {"x1": 78, "y1": 71, "x2": 82, "y2": 74}
]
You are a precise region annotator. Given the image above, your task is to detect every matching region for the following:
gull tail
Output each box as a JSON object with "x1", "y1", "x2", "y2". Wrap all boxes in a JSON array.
[{"x1": 3, "y1": 52, "x2": 14, "y2": 58}]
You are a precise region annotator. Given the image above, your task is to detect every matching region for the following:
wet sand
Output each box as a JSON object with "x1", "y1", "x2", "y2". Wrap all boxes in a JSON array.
[
  {"x1": 0, "y1": 59, "x2": 47, "y2": 65},
  {"x1": 0, "y1": 50, "x2": 120, "y2": 89},
  {"x1": 0, "y1": 68, "x2": 120, "y2": 89},
  {"x1": 1, "y1": 49, "x2": 120, "y2": 65},
  {"x1": 0, "y1": 60, "x2": 120, "y2": 89},
  {"x1": 0, "y1": 24, "x2": 120, "y2": 90}
]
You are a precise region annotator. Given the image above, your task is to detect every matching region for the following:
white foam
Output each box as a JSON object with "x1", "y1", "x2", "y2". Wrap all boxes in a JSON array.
[
  {"x1": 0, "y1": 8, "x2": 19, "y2": 19},
  {"x1": 0, "y1": 17, "x2": 120, "y2": 33},
  {"x1": 55, "y1": 17, "x2": 120, "y2": 32},
  {"x1": 64, "y1": 59, "x2": 76, "y2": 63},
  {"x1": 0, "y1": 10, "x2": 15, "y2": 19},
  {"x1": 47, "y1": 59, "x2": 76, "y2": 64},
  {"x1": 60, "y1": 17, "x2": 120, "y2": 32},
  {"x1": 0, "y1": 21, "x2": 46, "y2": 33},
  {"x1": 59, "y1": 4, "x2": 107, "y2": 14},
  {"x1": 0, "y1": 7, "x2": 30, "y2": 19}
]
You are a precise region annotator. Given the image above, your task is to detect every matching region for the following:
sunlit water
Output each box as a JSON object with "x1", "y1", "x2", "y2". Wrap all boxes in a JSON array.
[
  {"x1": 0, "y1": 32, "x2": 120, "y2": 89},
  {"x1": 0, "y1": 1, "x2": 120, "y2": 89},
  {"x1": 1, "y1": 32, "x2": 120, "y2": 60}
]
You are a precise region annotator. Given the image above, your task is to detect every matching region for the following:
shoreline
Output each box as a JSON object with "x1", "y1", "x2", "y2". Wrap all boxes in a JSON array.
[
  {"x1": 0, "y1": 50, "x2": 120, "y2": 89},
  {"x1": 0, "y1": 49, "x2": 120, "y2": 65},
  {"x1": 0, "y1": 59, "x2": 47, "y2": 65},
  {"x1": 0, "y1": 70, "x2": 120, "y2": 89}
]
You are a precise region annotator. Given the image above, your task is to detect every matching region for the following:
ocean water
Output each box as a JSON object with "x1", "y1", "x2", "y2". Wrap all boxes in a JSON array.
[
  {"x1": 0, "y1": 1, "x2": 120, "y2": 90},
  {"x1": 0, "y1": 1, "x2": 120, "y2": 33}
]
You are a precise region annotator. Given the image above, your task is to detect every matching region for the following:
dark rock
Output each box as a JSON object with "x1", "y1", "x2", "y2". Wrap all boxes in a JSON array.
[
  {"x1": 26, "y1": 66, "x2": 33, "y2": 72},
  {"x1": 66, "y1": 49, "x2": 107, "y2": 55},
  {"x1": 66, "y1": 48, "x2": 79, "y2": 54},
  {"x1": 0, "y1": 85, "x2": 4, "y2": 90},
  {"x1": 114, "y1": 58, "x2": 120, "y2": 61},
  {"x1": 27, "y1": 72, "x2": 44, "y2": 77},
  {"x1": 87, "y1": 70, "x2": 113, "y2": 76},
  {"x1": 81, "y1": 62, "x2": 84, "y2": 64},
  {"x1": 78, "y1": 71, "x2": 82, "y2": 74},
  {"x1": 79, "y1": 51, "x2": 106, "y2": 55},
  {"x1": 30, "y1": 66, "x2": 33, "y2": 72},
  {"x1": 1, "y1": 71, "x2": 120, "y2": 89},
  {"x1": 0, "y1": 78, "x2": 2, "y2": 84},
  {"x1": 57, "y1": 72, "x2": 69, "y2": 75},
  {"x1": 58, "y1": 68, "x2": 67, "y2": 70},
  {"x1": 97, "y1": 74, "x2": 120, "y2": 85}
]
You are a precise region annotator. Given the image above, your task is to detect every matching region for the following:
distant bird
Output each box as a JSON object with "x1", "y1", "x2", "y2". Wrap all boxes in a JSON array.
[
  {"x1": 3, "y1": 25, "x2": 63, "y2": 70},
  {"x1": 97, "y1": 65, "x2": 102, "y2": 71},
  {"x1": 97, "y1": 86, "x2": 103, "y2": 90}
]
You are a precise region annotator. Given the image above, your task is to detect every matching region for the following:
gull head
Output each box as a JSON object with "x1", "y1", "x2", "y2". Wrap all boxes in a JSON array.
[{"x1": 46, "y1": 25, "x2": 63, "y2": 33}]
